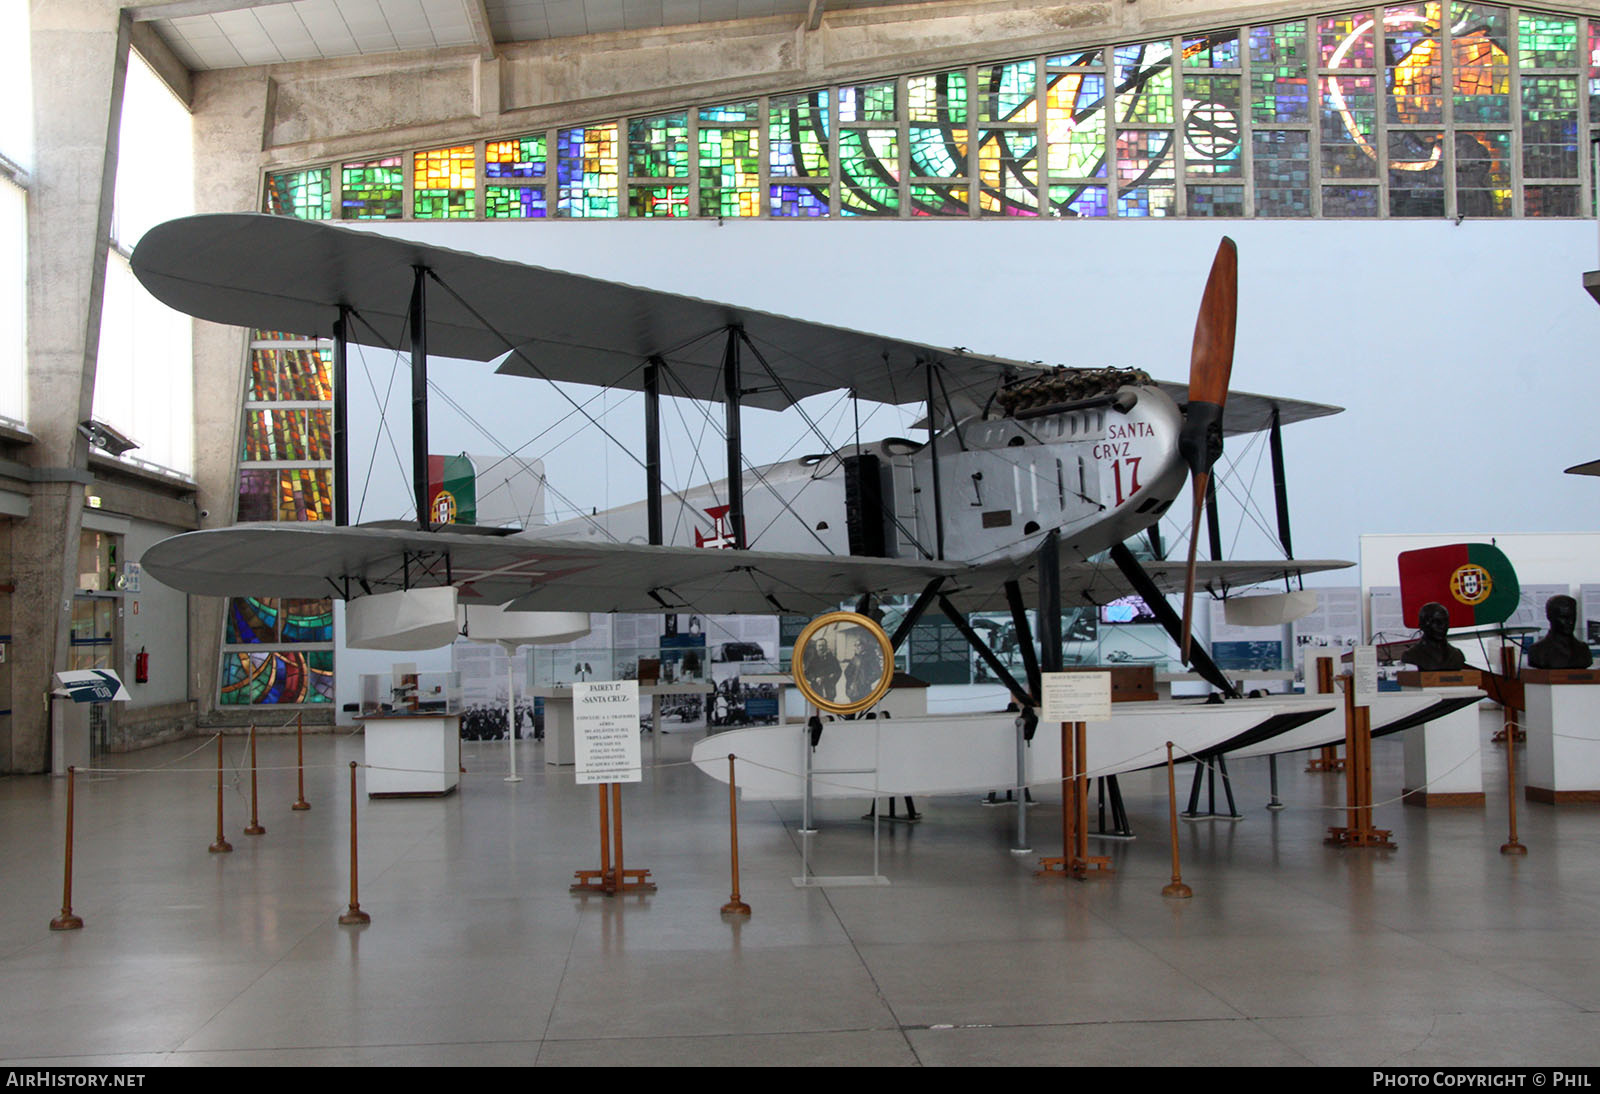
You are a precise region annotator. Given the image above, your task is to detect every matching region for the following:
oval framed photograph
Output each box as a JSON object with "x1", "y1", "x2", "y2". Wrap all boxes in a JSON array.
[{"x1": 791, "y1": 611, "x2": 894, "y2": 716}]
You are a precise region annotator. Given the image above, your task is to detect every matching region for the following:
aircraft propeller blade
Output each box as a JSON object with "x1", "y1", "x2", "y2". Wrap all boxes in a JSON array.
[{"x1": 1177, "y1": 238, "x2": 1237, "y2": 664}]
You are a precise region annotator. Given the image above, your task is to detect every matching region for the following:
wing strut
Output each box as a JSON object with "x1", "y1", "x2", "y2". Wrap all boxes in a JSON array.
[
  {"x1": 937, "y1": 595, "x2": 1031, "y2": 708},
  {"x1": 333, "y1": 306, "x2": 350, "y2": 526},
  {"x1": 409, "y1": 266, "x2": 431, "y2": 532},
  {"x1": 890, "y1": 578, "x2": 944, "y2": 652},
  {"x1": 926, "y1": 362, "x2": 945, "y2": 560},
  {"x1": 1268, "y1": 405, "x2": 1295, "y2": 567},
  {"x1": 645, "y1": 356, "x2": 664, "y2": 545},
  {"x1": 722, "y1": 327, "x2": 746, "y2": 550},
  {"x1": 1107, "y1": 543, "x2": 1240, "y2": 698},
  {"x1": 1005, "y1": 579, "x2": 1042, "y2": 703}
]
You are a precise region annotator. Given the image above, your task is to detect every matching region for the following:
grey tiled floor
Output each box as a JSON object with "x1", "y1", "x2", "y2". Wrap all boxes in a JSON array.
[{"x1": 3, "y1": 711, "x2": 1598, "y2": 1067}]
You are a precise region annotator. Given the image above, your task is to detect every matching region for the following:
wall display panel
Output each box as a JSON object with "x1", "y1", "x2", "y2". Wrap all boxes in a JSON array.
[{"x1": 341, "y1": 157, "x2": 403, "y2": 219}]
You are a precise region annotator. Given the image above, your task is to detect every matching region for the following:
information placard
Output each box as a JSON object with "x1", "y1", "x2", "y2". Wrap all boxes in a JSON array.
[
  {"x1": 1040, "y1": 671, "x2": 1112, "y2": 723},
  {"x1": 573, "y1": 680, "x2": 642, "y2": 785},
  {"x1": 1352, "y1": 645, "x2": 1378, "y2": 708}
]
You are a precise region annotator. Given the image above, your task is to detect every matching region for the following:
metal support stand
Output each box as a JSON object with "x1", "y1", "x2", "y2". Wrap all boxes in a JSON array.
[
  {"x1": 1266, "y1": 754, "x2": 1286, "y2": 811},
  {"x1": 1182, "y1": 754, "x2": 1243, "y2": 820}
]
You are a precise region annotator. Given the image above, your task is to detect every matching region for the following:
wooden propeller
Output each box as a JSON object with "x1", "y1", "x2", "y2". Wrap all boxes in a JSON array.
[{"x1": 1177, "y1": 238, "x2": 1237, "y2": 664}]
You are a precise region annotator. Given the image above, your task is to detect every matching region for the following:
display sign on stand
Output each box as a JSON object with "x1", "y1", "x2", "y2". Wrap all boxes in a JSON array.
[
  {"x1": 573, "y1": 680, "x2": 642, "y2": 785},
  {"x1": 1037, "y1": 671, "x2": 1113, "y2": 880},
  {"x1": 570, "y1": 680, "x2": 654, "y2": 895}
]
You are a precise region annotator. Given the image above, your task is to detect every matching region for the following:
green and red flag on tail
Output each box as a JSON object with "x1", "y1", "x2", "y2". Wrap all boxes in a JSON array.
[
  {"x1": 426, "y1": 454, "x2": 476, "y2": 527},
  {"x1": 1397, "y1": 543, "x2": 1519, "y2": 628}
]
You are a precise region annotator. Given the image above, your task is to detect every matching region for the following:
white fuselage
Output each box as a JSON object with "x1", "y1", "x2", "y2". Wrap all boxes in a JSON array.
[{"x1": 535, "y1": 384, "x2": 1187, "y2": 566}]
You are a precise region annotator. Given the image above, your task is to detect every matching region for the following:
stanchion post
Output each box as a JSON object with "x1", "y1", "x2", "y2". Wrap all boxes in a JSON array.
[
  {"x1": 50, "y1": 766, "x2": 85, "y2": 930},
  {"x1": 1162, "y1": 743, "x2": 1192, "y2": 899},
  {"x1": 244, "y1": 724, "x2": 266, "y2": 835},
  {"x1": 339, "y1": 761, "x2": 370, "y2": 925},
  {"x1": 722, "y1": 754, "x2": 751, "y2": 916},
  {"x1": 209, "y1": 734, "x2": 233, "y2": 854},
  {"x1": 292, "y1": 712, "x2": 311, "y2": 811},
  {"x1": 1500, "y1": 645, "x2": 1528, "y2": 856}
]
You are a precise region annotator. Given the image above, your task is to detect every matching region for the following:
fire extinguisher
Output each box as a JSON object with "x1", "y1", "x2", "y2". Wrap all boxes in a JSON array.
[{"x1": 135, "y1": 647, "x2": 149, "y2": 684}]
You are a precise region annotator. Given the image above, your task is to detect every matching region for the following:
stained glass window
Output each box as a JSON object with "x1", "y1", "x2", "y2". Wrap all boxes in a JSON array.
[
  {"x1": 265, "y1": 167, "x2": 332, "y2": 219},
  {"x1": 978, "y1": 129, "x2": 1039, "y2": 215},
  {"x1": 1251, "y1": 20, "x2": 1310, "y2": 123},
  {"x1": 1323, "y1": 74, "x2": 1379, "y2": 178},
  {"x1": 770, "y1": 91, "x2": 831, "y2": 177},
  {"x1": 1184, "y1": 30, "x2": 1241, "y2": 68},
  {"x1": 1522, "y1": 74, "x2": 1580, "y2": 176},
  {"x1": 630, "y1": 113, "x2": 689, "y2": 178},
  {"x1": 699, "y1": 106, "x2": 760, "y2": 217},
  {"x1": 221, "y1": 650, "x2": 334, "y2": 705},
  {"x1": 1519, "y1": 12, "x2": 1578, "y2": 67},
  {"x1": 1253, "y1": 129, "x2": 1312, "y2": 216},
  {"x1": 1386, "y1": 5, "x2": 1443, "y2": 124},
  {"x1": 839, "y1": 80, "x2": 896, "y2": 122},
  {"x1": 486, "y1": 134, "x2": 547, "y2": 219},
  {"x1": 414, "y1": 144, "x2": 475, "y2": 218},
  {"x1": 1388, "y1": 129, "x2": 1446, "y2": 215},
  {"x1": 840, "y1": 129, "x2": 901, "y2": 215},
  {"x1": 1456, "y1": 130, "x2": 1513, "y2": 214},
  {"x1": 1183, "y1": 75, "x2": 1243, "y2": 177},
  {"x1": 1045, "y1": 68, "x2": 1108, "y2": 178},
  {"x1": 978, "y1": 61, "x2": 1037, "y2": 124},
  {"x1": 1454, "y1": 5, "x2": 1512, "y2": 124},
  {"x1": 341, "y1": 156, "x2": 403, "y2": 219},
  {"x1": 557, "y1": 125, "x2": 619, "y2": 218},
  {"x1": 1116, "y1": 130, "x2": 1176, "y2": 216},
  {"x1": 1049, "y1": 183, "x2": 1108, "y2": 217},
  {"x1": 1115, "y1": 42, "x2": 1174, "y2": 124}
]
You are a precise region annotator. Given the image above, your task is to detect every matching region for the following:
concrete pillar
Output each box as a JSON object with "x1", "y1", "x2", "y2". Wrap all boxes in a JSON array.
[
  {"x1": 188, "y1": 68, "x2": 272, "y2": 722},
  {"x1": 9, "y1": 2, "x2": 129, "y2": 772}
]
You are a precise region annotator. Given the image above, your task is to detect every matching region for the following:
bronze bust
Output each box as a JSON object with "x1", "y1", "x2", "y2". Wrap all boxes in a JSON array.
[
  {"x1": 1526, "y1": 594, "x2": 1593, "y2": 671},
  {"x1": 1402, "y1": 601, "x2": 1466, "y2": 672}
]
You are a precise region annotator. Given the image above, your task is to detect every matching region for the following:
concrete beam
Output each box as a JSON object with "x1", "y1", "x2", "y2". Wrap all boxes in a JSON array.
[
  {"x1": 127, "y1": 0, "x2": 299, "y2": 21},
  {"x1": 464, "y1": 0, "x2": 498, "y2": 60},
  {"x1": 130, "y1": 19, "x2": 195, "y2": 107}
]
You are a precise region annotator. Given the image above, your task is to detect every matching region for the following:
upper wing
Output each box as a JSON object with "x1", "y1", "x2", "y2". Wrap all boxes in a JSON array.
[
  {"x1": 141, "y1": 523, "x2": 1348, "y2": 617},
  {"x1": 130, "y1": 213, "x2": 1035, "y2": 412}
]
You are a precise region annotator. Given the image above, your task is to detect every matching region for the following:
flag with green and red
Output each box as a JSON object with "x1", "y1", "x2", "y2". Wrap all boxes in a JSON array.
[{"x1": 1397, "y1": 543, "x2": 1520, "y2": 629}]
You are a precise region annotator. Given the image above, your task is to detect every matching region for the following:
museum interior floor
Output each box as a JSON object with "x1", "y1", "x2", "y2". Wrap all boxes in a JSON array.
[{"x1": 3, "y1": 708, "x2": 1598, "y2": 1068}]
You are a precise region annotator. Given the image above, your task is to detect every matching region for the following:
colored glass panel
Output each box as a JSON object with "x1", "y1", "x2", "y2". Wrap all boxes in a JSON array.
[
  {"x1": 629, "y1": 184, "x2": 690, "y2": 217},
  {"x1": 340, "y1": 156, "x2": 403, "y2": 219},
  {"x1": 1048, "y1": 183, "x2": 1109, "y2": 217},
  {"x1": 1253, "y1": 129, "x2": 1311, "y2": 216},
  {"x1": 770, "y1": 91, "x2": 831, "y2": 177},
  {"x1": 770, "y1": 183, "x2": 830, "y2": 217},
  {"x1": 700, "y1": 101, "x2": 758, "y2": 123},
  {"x1": 1183, "y1": 74, "x2": 1243, "y2": 176},
  {"x1": 1187, "y1": 184, "x2": 1245, "y2": 215},
  {"x1": 629, "y1": 113, "x2": 689, "y2": 178},
  {"x1": 1518, "y1": 12, "x2": 1578, "y2": 67},
  {"x1": 486, "y1": 134, "x2": 547, "y2": 179},
  {"x1": 248, "y1": 346, "x2": 331, "y2": 402},
  {"x1": 909, "y1": 125, "x2": 969, "y2": 178},
  {"x1": 1452, "y1": 5, "x2": 1511, "y2": 123},
  {"x1": 1047, "y1": 49, "x2": 1103, "y2": 67},
  {"x1": 1590, "y1": 20, "x2": 1600, "y2": 121},
  {"x1": 237, "y1": 469, "x2": 274, "y2": 521},
  {"x1": 556, "y1": 125, "x2": 620, "y2": 218},
  {"x1": 1115, "y1": 41, "x2": 1174, "y2": 124},
  {"x1": 1321, "y1": 11, "x2": 1376, "y2": 68},
  {"x1": 909, "y1": 183, "x2": 969, "y2": 216},
  {"x1": 1522, "y1": 74, "x2": 1579, "y2": 176},
  {"x1": 277, "y1": 468, "x2": 333, "y2": 521},
  {"x1": 485, "y1": 186, "x2": 546, "y2": 218},
  {"x1": 840, "y1": 129, "x2": 900, "y2": 215},
  {"x1": 1045, "y1": 71, "x2": 1107, "y2": 177},
  {"x1": 1455, "y1": 130, "x2": 1512, "y2": 215},
  {"x1": 265, "y1": 167, "x2": 332, "y2": 219},
  {"x1": 1251, "y1": 20, "x2": 1310, "y2": 123},
  {"x1": 1322, "y1": 183, "x2": 1380, "y2": 215},
  {"x1": 1388, "y1": 129, "x2": 1446, "y2": 214},
  {"x1": 698, "y1": 125, "x2": 760, "y2": 216},
  {"x1": 413, "y1": 144, "x2": 475, "y2": 220},
  {"x1": 978, "y1": 128, "x2": 1039, "y2": 215},
  {"x1": 241, "y1": 408, "x2": 332, "y2": 462},
  {"x1": 1183, "y1": 29, "x2": 1241, "y2": 68},
  {"x1": 838, "y1": 81, "x2": 896, "y2": 122},
  {"x1": 908, "y1": 71, "x2": 967, "y2": 124},
  {"x1": 1524, "y1": 183, "x2": 1579, "y2": 214},
  {"x1": 1386, "y1": 6, "x2": 1443, "y2": 124},
  {"x1": 227, "y1": 597, "x2": 278, "y2": 644},
  {"x1": 1116, "y1": 129, "x2": 1175, "y2": 217},
  {"x1": 221, "y1": 650, "x2": 333, "y2": 705},
  {"x1": 1322, "y1": 74, "x2": 1378, "y2": 177},
  {"x1": 978, "y1": 61, "x2": 1037, "y2": 123},
  {"x1": 282, "y1": 599, "x2": 334, "y2": 643}
]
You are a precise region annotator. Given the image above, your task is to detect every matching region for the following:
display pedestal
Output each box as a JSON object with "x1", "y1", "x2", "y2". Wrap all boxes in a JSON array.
[
  {"x1": 1522, "y1": 669, "x2": 1600, "y2": 804},
  {"x1": 1397, "y1": 672, "x2": 1484, "y2": 807},
  {"x1": 361, "y1": 714, "x2": 461, "y2": 797}
]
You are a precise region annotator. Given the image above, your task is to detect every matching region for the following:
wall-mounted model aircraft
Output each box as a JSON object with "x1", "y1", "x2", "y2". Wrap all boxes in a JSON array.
[{"x1": 134, "y1": 214, "x2": 1349, "y2": 711}]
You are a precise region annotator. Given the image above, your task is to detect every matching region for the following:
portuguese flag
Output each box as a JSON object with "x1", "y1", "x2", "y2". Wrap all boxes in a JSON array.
[
  {"x1": 426, "y1": 454, "x2": 476, "y2": 526},
  {"x1": 1397, "y1": 543, "x2": 1520, "y2": 629}
]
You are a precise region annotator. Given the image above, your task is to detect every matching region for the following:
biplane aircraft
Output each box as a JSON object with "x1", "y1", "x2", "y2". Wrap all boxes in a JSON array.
[{"x1": 131, "y1": 213, "x2": 1460, "y2": 801}]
